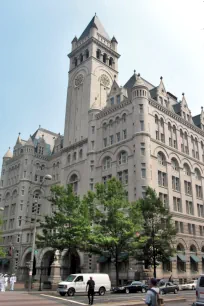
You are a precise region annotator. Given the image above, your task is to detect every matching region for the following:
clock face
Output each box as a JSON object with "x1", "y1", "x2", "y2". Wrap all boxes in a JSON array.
[
  {"x1": 75, "y1": 74, "x2": 84, "y2": 87},
  {"x1": 100, "y1": 74, "x2": 110, "y2": 87}
]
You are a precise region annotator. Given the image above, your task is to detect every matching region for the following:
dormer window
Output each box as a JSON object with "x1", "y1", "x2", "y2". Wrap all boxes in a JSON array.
[
  {"x1": 110, "y1": 97, "x2": 114, "y2": 105},
  {"x1": 117, "y1": 95, "x2": 120, "y2": 104}
]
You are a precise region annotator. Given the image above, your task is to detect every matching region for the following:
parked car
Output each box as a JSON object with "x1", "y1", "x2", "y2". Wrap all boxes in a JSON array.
[
  {"x1": 195, "y1": 274, "x2": 204, "y2": 305},
  {"x1": 112, "y1": 281, "x2": 148, "y2": 294},
  {"x1": 57, "y1": 273, "x2": 111, "y2": 296},
  {"x1": 159, "y1": 281, "x2": 179, "y2": 295},
  {"x1": 181, "y1": 280, "x2": 197, "y2": 290}
]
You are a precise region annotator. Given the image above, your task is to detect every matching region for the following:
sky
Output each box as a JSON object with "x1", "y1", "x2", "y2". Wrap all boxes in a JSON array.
[{"x1": 0, "y1": 0, "x2": 204, "y2": 168}]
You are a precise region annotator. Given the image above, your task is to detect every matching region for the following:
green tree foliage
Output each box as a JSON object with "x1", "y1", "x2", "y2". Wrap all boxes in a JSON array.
[
  {"x1": 85, "y1": 177, "x2": 143, "y2": 286},
  {"x1": 37, "y1": 185, "x2": 91, "y2": 252},
  {"x1": 135, "y1": 187, "x2": 176, "y2": 277}
]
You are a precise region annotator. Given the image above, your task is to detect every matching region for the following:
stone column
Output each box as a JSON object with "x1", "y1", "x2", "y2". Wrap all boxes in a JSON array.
[{"x1": 49, "y1": 250, "x2": 61, "y2": 287}]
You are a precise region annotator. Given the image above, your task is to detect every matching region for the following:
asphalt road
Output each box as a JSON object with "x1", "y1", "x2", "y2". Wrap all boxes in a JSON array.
[{"x1": 0, "y1": 290, "x2": 196, "y2": 306}]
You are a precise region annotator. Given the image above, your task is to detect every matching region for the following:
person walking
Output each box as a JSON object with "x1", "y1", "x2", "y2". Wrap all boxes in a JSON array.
[
  {"x1": 145, "y1": 278, "x2": 159, "y2": 306},
  {"x1": 4, "y1": 274, "x2": 8, "y2": 290},
  {"x1": 86, "y1": 276, "x2": 95, "y2": 305},
  {"x1": 10, "y1": 274, "x2": 16, "y2": 291},
  {"x1": 0, "y1": 274, "x2": 5, "y2": 292}
]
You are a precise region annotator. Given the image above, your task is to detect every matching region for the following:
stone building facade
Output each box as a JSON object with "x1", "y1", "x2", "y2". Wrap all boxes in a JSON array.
[{"x1": 0, "y1": 15, "x2": 204, "y2": 284}]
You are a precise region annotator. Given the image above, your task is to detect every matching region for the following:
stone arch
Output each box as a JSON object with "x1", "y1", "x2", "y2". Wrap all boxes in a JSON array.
[
  {"x1": 29, "y1": 186, "x2": 45, "y2": 197},
  {"x1": 114, "y1": 145, "x2": 133, "y2": 161},
  {"x1": 153, "y1": 146, "x2": 169, "y2": 161},
  {"x1": 193, "y1": 164, "x2": 203, "y2": 176},
  {"x1": 101, "y1": 119, "x2": 108, "y2": 128},
  {"x1": 70, "y1": 66, "x2": 89, "y2": 84},
  {"x1": 176, "y1": 237, "x2": 188, "y2": 250},
  {"x1": 188, "y1": 239, "x2": 200, "y2": 251},
  {"x1": 67, "y1": 170, "x2": 81, "y2": 184},
  {"x1": 94, "y1": 66, "x2": 114, "y2": 83},
  {"x1": 3, "y1": 190, "x2": 11, "y2": 200},
  {"x1": 37, "y1": 247, "x2": 54, "y2": 266},
  {"x1": 20, "y1": 247, "x2": 38, "y2": 266},
  {"x1": 97, "y1": 151, "x2": 114, "y2": 166},
  {"x1": 159, "y1": 114, "x2": 166, "y2": 123},
  {"x1": 168, "y1": 152, "x2": 182, "y2": 164},
  {"x1": 181, "y1": 158, "x2": 193, "y2": 170}
]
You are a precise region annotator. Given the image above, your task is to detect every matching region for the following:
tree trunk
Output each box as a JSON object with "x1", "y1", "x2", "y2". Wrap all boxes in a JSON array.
[{"x1": 115, "y1": 252, "x2": 119, "y2": 286}]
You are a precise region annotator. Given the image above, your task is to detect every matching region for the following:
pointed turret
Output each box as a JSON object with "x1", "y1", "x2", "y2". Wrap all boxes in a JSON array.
[
  {"x1": 78, "y1": 15, "x2": 110, "y2": 41},
  {"x1": 133, "y1": 73, "x2": 147, "y2": 88},
  {"x1": 3, "y1": 147, "x2": 13, "y2": 160},
  {"x1": 26, "y1": 136, "x2": 34, "y2": 147},
  {"x1": 71, "y1": 36, "x2": 78, "y2": 51},
  {"x1": 157, "y1": 76, "x2": 167, "y2": 96},
  {"x1": 111, "y1": 36, "x2": 118, "y2": 51},
  {"x1": 16, "y1": 133, "x2": 22, "y2": 145}
]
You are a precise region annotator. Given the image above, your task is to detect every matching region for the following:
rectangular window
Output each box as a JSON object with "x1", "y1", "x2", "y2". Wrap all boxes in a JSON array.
[
  {"x1": 192, "y1": 224, "x2": 196, "y2": 235},
  {"x1": 116, "y1": 95, "x2": 120, "y2": 104},
  {"x1": 161, "y1": 133, "x2": 165, "y2": 143},
  {"x1": 110, "y1": 97, "x2": 114, "y2": 105},
  {"x1": 91, "y1": 141, "x2": 95, "y2": 149},
  {"x1": 21, "y1": 189, "x2": 25, "y2": 196},
  {"x1": 185, "y1": 146, "x2": 189, "y2": 154},
  {"x1": 117, "y1": 171, "x2": 122, "y2": 183},
  {"x1": 40, "y1": 176, "x2": 43, "y2": 183},
  {"x1": 159, "y1": 193, "x2": 168, "y2": 207},
  {"x1": 173, "y1": 197, "x2": 182, "y2": 212},
  {"x1": 18, "y1": 216, "x2": 22, "y2": 227},
  {"x1": 158, "y1": 171, "x2": 167, "y2": 187},
  {"x1": 26, "y1": 233, "x2": 30, "y2": 243},
  {"x1": 141, "y1": 168, "x2": 146, "y2": 178},
  {"x1": 139, "y1": 104, "x2": 144, "y2": 114},
  {"x1": 141, "y1": 148, "x2": 145, "y2": 156},
  {"x1": 197, "y1": 204, "x2": 204, "y2": 217},
  {"x1": 196, "y1": 185, "x2": 202, "y2": 199},
  {"x1": 140, "y1": 121, "x2": 144, "y2": 131},
  {"x1": 91, "y1": 126, "x2": 95, "y2": 134},
  {"x1": 109, "y1": 135, "x2": 114, "y2": 145},
  {"x1": 186, "y1": 201, "x2": 194, "y2": 215},
  {"x1": 181, "y1": 143, "x2": 184, "y2": 153},
  {"x1": 103, "y1": 138, "x2": 107, "y2": 147},
  {"x1": 124, "y1": 170, "x2": 128, "y2": 185},
  {"x1": 172, "y1": 176, "x2": 180, "y2": 191},
  {"x1": 200, "y1": 225, "x2": 203, "y2": 236},
  {"x1": 173, "y1": 140, "x2": 177, "y2": 149},
  {"x1": 192, "y1": 149, "x2": 195, "y2": 158},
  {"x1": 34, "y1": 175, "x2": 38, "y2": 182},
  {"x1": 156, "y1": 131, "x2": 159, "y2": 140},
  {"x1": 116, "y1": 132, "x2": 120, "y2": 142},
  {"x1": 184, "y1": 181, "x2": 192, "y2": 195},
  {"x1": 123, "y1": 129, "x2": 127, "y2": 139}
]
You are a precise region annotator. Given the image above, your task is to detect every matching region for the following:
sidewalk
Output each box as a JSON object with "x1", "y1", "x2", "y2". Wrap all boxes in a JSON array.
[{"x1": 93, "y1": 297, "x2": 186, "y2": 306}]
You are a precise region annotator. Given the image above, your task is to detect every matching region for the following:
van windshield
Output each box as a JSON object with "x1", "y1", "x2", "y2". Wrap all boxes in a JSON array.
[{"x1": 66, "y1": 275, "x2": 76, "y2": 282}]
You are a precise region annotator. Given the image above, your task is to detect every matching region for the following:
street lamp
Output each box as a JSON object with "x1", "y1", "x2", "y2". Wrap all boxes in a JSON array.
[{"x1": 28, "y1": 174, "x2": 52, "y2": 292}]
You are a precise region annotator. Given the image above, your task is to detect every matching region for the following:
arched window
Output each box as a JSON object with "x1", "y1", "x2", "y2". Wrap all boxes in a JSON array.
[
  {"x1": 190, "y1": 245, "x2": 197, "y2": 253},
  {"x1": 73, "y1": 152, "x2": 77, "y2": 161},
  {"x1": 116, "y1": 116, "x2": 120, "y2": 124},
  {"x1": 96, "y1": 49, "x2": 101, "y2": 59},
  {"x1": 103, "y1": 53, "x2": 107, "y2": 63},
  {"x1": 103, "y1": 122, "x2": 107, "y2": 131},
  {"x1": 183, "y1": 163, "x2": 191, "y2": 176},
  {"x1": 195, "y1": 168, "x2": 201, "y2": 180},
  {"x1": 157, "y1": 152, "x2": 166, "y2": 166},
  {"x1": 201, "y1": 246, "x2": 204, "y2": 253},
  {"x1": 36, "y1": 163, "x2": 40, "y2": 170},
  {"x1": 57, "y1": 162, "x2": 60, "y2": 168},
  {"x1": 168, "y1": 122, "x2": 171, "y2": 131},
  {"x1": 171, "y1": 158, "x2": 179, "y2": 171},
  {"x1": 160, "y1": 118, "x2": 165, "y2": 143},
  {"x1": 103, "y1": 157, "x2": 112, "y2": 170},
  {"x1": 69, "y1": 174, "x2": 79, "y2": 194},
  {"x1": 155, "y1": 115, "x2": 158, "y2": 124},
  {"x1": 180, "y1": 129, "x2": 183, "y2": 138},
  {"x1": 122, "y1": 113, "x2": 126, "y2": 123},
  {"x1": 109, "y1": 119, "x2": 113, "y2": 127},
  {"x1": 177, "y1": 243, "x2": 185, "y2": 253},
  {"x1": 74, "y1": 57, "x2": 77, "y2": 67},
  {"x1": 85, "y1": 49, "x2": 89, "y2": 59},
  {"x1": 53, "y1": 163, "x2": 56, "y2": 170},
  {"x1": 109, "y1": 57, "x2": 113, "y2": 66},
  {"x1": 118, "y1": 151, "x2": 128, "y2": 165},
  {"x1": 68, "y1": 154, "x2": 71, "y2": 164},
  {"x1": 79, "y1": 149, "x2": 83, "y2": 159},
  {"x1": 80, "y1": 53, "x2": 83, "y2": 63}
]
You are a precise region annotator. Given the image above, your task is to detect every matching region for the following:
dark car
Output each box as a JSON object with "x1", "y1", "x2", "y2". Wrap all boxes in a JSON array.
[
  {"x1": 159, "y1": 281, "x2": 179, "y2": 295},
  {"x1": 112, "y1": 281, "x2": 148, "y2": 294}
]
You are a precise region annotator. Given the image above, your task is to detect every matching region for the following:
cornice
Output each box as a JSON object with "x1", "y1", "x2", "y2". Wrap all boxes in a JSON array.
[
  {"x1": 149, "y1": 98, "x2": 204, "y2": 138},
  {"x1": 96, "y1": 99, "x2": 132, "y2": 120},
  {"x1": 62, "y1": 138, "x2": 88, "y2": 153},
  {"x1": 68, "y1": 37, "x2": 120, "y2": 58},
  {"x1": 172, "y1": 211, "x2": 204, "y2": 223}
]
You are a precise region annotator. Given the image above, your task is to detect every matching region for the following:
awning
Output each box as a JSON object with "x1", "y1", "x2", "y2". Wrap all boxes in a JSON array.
[
  {"x1": 0, "y1": 258, "x2": 9, "y2": 265},
  {"x1": 177, "y1": 254, "x2": 186, "y2": 262},
  {"x1": 97, "y1": 256, "x2": 109, "y2": 263},
  {"x1": 169, "y1": 256, "x2": 177, "y2": 262},
  {"x1": 190, "y1": 254, "x2": 200, "y2": 263},
  {"x1": 202, "y1": 256, "x2": 204, "y2": 260},
  {"x1": 118, "y1": 253, "x2": 128, "y2": 262}
]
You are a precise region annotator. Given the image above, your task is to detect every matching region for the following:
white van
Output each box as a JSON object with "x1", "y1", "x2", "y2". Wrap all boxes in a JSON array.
[
  {"x1": 57, "y1": 273, "x2": 111, "y2": 296},
  {"x1": 195, "y1": 275, "x2": 204, "y2": 305}
]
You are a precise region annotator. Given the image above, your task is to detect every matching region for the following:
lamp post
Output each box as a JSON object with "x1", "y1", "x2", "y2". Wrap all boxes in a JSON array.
[
  {"x1": 28, "y1": 174, "x2": 52, "y2": 292},
  {"x1": 38, "y1": 262, "x2": 43, "y2": 291}
]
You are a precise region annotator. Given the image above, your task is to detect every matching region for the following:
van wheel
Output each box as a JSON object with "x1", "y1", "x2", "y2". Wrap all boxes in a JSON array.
[
  {"x1": 141, "y1": 288, "x2": 146, "y2": 293},
  {"x1": 192, "y1": 286, "x2": 195, "y2": 290},
  {"x1": 59, "y1": 292, "x2": 66, "y2": 296},
  {"x1": 68, "y1": 288, "x2": 75, "y2": 296},
  {"x1": 99, "y1": 287, "x2": 106, "y2": 296},
  {"x1": 125, "y1": 288, "x2": 130, "y2": 294},
  {"x1": 174, "y1": 289, "x2": 178, "y2": 294}
]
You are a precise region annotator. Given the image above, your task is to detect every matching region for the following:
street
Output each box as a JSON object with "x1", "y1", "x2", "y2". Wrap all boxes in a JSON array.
[{"x1": 0, "y1": 290, "x2": 196, "y2": 306}]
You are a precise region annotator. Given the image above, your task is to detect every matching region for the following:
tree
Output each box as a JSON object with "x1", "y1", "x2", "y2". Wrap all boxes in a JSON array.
[
  {"x1": 85, "y1": 178, "x2": 143, "y2": 286},
  {"x1": 135, "y1": 187, "x2": 176, "y2": 278},
  {"x1": 37, "y1": 185, "x2": 91, "y2": 254}
]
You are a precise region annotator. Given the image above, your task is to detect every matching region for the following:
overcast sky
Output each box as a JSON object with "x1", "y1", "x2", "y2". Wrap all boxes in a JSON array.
[{"x1": 0, "y1": 0, "x2": 204, "y2": 168}]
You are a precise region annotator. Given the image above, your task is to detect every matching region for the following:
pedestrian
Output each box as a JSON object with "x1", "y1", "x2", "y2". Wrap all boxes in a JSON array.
[
  {"x1": 168, "y1": 275, "x2": 173, "y2": 282},
  {"x1": 4, "y1": 274, "x2": 8, "y2": 290},
  {"x1": 144, "y1": 278, "x2": 159, "y2": 306},
  {"x1": 86, "y1": 276, "x2": 95, "y2": 305},
  {"x1": 10, "y1": 274, "x2": 17, "y2": 291},
  {"x1": 0, "y1": 274, "x2": 5, "y2": 292}
]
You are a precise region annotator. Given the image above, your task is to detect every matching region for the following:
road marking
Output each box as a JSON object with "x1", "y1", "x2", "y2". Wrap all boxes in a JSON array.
[{"x1": 40, "y1": 294, "x2": 87, "y2": 305}]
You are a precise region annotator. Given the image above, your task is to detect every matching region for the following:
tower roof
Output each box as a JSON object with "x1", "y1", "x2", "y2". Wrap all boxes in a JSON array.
[
  {"x1": 79, "y1": 15, "x2": 110, "y2": 41},
  {"x1": 26, "y1": 137, "x2": 34, "y2": 147},
  {"x1": 3, "y1": 148, "x2": 13, "y2": 159},
  {"x1": 16, "y1": 133, "x2": 22, "y2": 145}
]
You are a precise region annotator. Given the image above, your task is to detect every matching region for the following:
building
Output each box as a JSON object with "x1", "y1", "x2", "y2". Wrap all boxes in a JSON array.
[{"x1": 1, "y1": 14, "x2": 204, "y2": 284}]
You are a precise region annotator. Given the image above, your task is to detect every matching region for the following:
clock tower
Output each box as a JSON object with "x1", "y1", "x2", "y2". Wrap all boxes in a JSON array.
[{"x1": 63, "y1": 15, "x2": 120, "y2": 147}]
